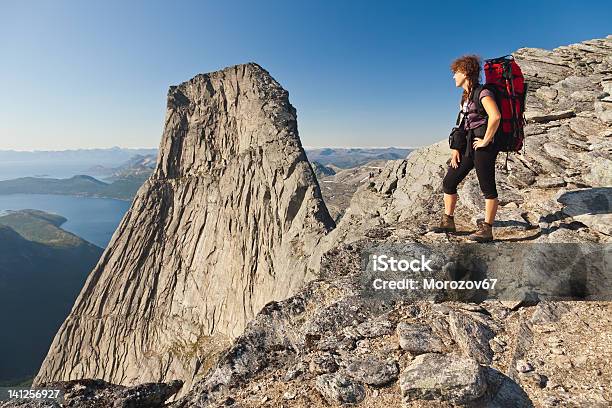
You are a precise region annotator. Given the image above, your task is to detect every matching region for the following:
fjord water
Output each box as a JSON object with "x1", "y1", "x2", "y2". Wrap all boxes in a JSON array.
[
  {"x1": 0, "y1": 194, "x2": 130, "y2": 247},
  {"x1": 0, "y1": 193, "x2": 128, "y2": 384}
]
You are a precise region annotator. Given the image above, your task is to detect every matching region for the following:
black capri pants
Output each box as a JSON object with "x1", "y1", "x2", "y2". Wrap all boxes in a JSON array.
[{"x1": 442, "y1": 126, "x2": 500, "y2": 199}]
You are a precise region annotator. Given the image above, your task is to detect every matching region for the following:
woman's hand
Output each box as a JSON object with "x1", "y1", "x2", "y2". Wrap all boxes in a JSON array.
[
  {"x1": 450, "y1": 149, "x2": 461, "y2": 168},
  {"x1": 472, "y1": 138, "x2": 490, "y2": 150}
]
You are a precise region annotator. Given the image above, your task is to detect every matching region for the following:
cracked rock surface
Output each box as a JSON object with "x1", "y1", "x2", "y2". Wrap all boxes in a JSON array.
[{"x1": 32, "y1": 62, "x2": 335, "y2": 397}]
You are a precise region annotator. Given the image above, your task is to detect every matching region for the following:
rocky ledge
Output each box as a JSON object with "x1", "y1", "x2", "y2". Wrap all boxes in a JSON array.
[{"x1": 166, "y1": 35, "x2": 612, "y2": 408}]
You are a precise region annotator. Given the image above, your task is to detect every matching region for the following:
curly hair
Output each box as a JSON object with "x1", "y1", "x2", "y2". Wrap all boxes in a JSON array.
[{"x1": 450, "y1": 55, "x2": 482, "y2": 104}]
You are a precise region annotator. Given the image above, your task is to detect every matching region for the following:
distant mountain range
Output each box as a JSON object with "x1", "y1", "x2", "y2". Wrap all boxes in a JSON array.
[
  {"x1": 0, "y1": 174, "x2": 147, "y2": 201},
  {"x1": 305, "y1": 147, "x2": 411, "y2": 168},
  {"x1": 0, "y1": 147, "x2": 157, "y2": 167},
  {"x1": 0, "y1": 209, "x2": 102, "y2": 385},
  {"x1": 88, "y1": 154, "x2": 157, "y2": 181}
]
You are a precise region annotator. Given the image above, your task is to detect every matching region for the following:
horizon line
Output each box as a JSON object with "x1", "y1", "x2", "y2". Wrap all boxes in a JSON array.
[{"x1": 1, "y1": 145, "x2": 420, "y2": 152}]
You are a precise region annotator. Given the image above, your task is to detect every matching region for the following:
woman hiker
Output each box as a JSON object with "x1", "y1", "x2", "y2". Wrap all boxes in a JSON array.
[{"x1": 435, "y1": 55, "x2": 502, "y2": 242}]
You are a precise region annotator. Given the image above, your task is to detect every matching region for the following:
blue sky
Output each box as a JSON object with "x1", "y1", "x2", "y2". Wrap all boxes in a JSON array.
[{"x1": 1, "y1": 0, "x2": 610, "y2": 150}]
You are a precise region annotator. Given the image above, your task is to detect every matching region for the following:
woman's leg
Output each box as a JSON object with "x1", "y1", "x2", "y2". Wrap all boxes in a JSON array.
[
  {"x1": 468, "y1": 147, "x2": 499, "y2": 242},
  {"x1": 444, "y1": 193, "x2": 458, "y2": 216},
  {"x1": 435, "y1": 153, "x2": 474, "y2": 232},
  {"x1": 442, "y1": 152, "x2": 475, "y2": 212},
  {"x1": 473, "y1": 145, "x2": 499, "y2": 225},
  {"x1": 484, "y1": 198, "x2": 499, "y2": 224}
]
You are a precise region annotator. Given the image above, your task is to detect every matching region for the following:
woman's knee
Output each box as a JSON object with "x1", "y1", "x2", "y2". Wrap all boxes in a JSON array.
[
  {"x1": 478, "y1": 176, "x2": 498, "y2": 198},
  {"x1": 474, "y1": 153, "x2": 498, "y2": 199},
  {"x1": 442, "y1": 174, "x2": 458, "y2": 195},
  {"x1": 483, "y1": 190, "x2": 498, "y2": 199}
]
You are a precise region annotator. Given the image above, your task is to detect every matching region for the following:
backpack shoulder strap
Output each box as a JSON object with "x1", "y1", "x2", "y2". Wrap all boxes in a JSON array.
[
  {"x1": 470, "y1": 84, "x2": 482, "y2": 105},
  {"x1": 472, "y1": 84, "x2": 492, "y2": 116}
]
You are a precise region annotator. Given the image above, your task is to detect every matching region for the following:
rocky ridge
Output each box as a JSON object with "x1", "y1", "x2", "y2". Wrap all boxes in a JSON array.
[
  {"x1": 317, "y1": 159, "x2": 387, "y2": 222},
  {"x1": 9, "y1": 36, "x2": 612, "y2": 407},
  {"x1": 166, "y1": 35, "x2": 612, "y2": 408}
]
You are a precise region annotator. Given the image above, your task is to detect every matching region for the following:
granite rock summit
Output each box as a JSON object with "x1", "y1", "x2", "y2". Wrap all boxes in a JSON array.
[{"x1": 33, "y1": 62, "x2": 335, "y2": 394}]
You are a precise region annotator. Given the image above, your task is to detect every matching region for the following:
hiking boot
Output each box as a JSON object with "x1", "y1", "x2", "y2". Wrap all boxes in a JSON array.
[
  {"x1": 467, "y1": 221, "x2": 493, "y2": 242},
  {"x1": 433, "y1": 214, "x2": 456, "y2": 233}
]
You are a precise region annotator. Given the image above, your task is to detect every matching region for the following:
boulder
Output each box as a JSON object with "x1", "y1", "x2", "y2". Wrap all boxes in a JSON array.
[
  {"x1": 344, "y1": 356, "x2": 399, "y2": 386},
  {"x1": 447, "y1": 311, "x2": 495, "y2": 365},
  {"x1": 399, "y1": 353, "x2": 487, "y2": 404},
  {"x1": 557, "y1": 188, "x2": 612, "y2": 235},
  {"x1": 525, "y1": 110, "x2": 575, "y2": 123},
  {"x1": 396, "y1": 322, "x2": 444, "y2": 354},
  {"x1": 315, "y1": 373, "x2": 366, "y2": 404}
]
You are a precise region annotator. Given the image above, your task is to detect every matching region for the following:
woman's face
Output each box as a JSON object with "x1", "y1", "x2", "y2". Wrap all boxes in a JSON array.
[{"x1": 453, "y1": 70, "x2": 466, "y2": 87}]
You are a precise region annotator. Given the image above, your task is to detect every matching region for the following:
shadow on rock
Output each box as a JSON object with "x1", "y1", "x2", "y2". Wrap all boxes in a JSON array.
[
  {"x1": 557, "y1": 187, "x2": 612, "y2": 216},
  {"x1": 471, "y1": 367, "x2": 535, "y2": 408}
]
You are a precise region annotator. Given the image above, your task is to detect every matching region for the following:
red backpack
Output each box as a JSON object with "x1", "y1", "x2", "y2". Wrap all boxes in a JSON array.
[{"x1": 473, "y1": 55, "x2": 527, "y2": 153}]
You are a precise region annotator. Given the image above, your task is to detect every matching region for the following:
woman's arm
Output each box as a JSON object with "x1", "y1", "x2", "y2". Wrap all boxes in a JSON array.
[
  {"x1": 473, "y1": 95, "x2": 501, "y2": 149},
  {"x1": 480, "y1": 95, "x2": 501, "y2": 144}
]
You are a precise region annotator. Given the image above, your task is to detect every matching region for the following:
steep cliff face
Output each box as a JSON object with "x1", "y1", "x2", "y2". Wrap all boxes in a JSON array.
[{"x1": 33, "y1": 63, "x2": 335, "y2": 393}]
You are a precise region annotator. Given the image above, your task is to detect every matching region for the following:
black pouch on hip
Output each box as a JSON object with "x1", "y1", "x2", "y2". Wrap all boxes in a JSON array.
[{"x1": 448, "y1": 111, "x2": 467, "y2": 150}]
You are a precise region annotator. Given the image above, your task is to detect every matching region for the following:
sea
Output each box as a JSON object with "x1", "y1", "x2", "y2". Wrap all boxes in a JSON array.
[{"x1": 0, "y1": 194, "x2": 130, "y2": 248}]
